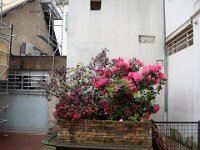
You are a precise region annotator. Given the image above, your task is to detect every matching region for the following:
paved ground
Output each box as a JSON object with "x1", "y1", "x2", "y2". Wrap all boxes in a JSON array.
[{"x1": 0, "y1": 132, "x2": 47, "y2": 150}]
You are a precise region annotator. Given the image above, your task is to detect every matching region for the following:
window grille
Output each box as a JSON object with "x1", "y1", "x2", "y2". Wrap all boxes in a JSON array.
[
  {"x1": 166, "y1": 24, "x2": 193, "y2": 56},
  {"x1": 0, "y1": 71, "x2": 48, "y2": 95}
]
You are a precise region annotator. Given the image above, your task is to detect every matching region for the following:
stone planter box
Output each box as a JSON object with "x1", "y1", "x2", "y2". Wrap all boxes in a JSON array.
[{"x1": 57, "y1": 119, "x2": 152, "y2": 149}]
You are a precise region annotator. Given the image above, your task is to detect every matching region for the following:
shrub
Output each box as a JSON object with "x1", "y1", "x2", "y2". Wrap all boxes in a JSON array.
[{"x1": 45, "y1": 49, "x2": 166, "y2": 121}]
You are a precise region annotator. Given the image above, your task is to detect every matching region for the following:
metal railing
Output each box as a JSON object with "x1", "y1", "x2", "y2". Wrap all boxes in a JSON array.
[
  {"x1": 166, "y1": 24, "x2": 193, "y2": 56},
  {"x1": 0, "y1": 73, "x2": 48, "y2": 95},
  {"x1": 152, "y1": 120, "x2": 200, "y2": 150}
]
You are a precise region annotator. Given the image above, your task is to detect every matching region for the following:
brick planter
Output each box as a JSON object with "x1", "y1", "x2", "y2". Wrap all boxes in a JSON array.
[{"x1": 57, "y1": 119, "x2": 152, "y2": 148}]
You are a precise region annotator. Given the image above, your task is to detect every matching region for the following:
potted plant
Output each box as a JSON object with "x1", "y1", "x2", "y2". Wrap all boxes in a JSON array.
[{"x1": 44, "y1": 49, "x2": 166, "y2": 148}]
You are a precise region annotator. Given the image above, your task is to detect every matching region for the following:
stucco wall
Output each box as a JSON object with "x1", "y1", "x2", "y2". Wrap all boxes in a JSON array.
[
  {"x1": 67, "y1": 0, "x2": 164, "y2": 67},
  {"x1": 2, "y1": 0, "x2": 54, "y2": 55},
  {"x1": 168, "y1": 14, "x2": 200, "y2": 121}
]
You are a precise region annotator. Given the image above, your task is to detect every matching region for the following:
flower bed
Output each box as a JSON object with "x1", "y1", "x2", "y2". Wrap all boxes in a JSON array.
[{"x1": 44, "y1": 49, "x2": 166, "y2": 147}]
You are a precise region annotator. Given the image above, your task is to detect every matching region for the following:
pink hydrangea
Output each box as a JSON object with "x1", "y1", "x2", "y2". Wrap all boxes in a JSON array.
[{"x1": 128, "y1": 72, "x2": 142, "y2": 81}]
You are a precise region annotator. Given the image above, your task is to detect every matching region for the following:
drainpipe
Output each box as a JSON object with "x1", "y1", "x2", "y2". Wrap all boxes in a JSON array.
[{"x1": 162, "y1": 0, "x2": 168, "y2": 121}]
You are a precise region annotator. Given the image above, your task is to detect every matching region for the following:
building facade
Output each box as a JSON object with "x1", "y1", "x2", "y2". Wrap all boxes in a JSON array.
[
  {"x1": 166, "y1": 0, "x2": 200, "y2": 121},
  {"x1": 0, "y1": 0, "x2": 66, "y2": 132}
]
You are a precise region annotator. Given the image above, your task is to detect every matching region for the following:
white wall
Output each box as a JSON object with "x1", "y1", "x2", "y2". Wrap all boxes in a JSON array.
[
  {"x1": 67, "y1": 0, "x2": 164, "y2": 67},
  {"x1": 67, "y1": 0, "x2": 165, "y2": 121},
  {"x1": 165, "y1": 0, "x2": 199, "y2": 36},
  {"x1": 168, "y1": 13, "x2": 200, "y2": 121}
]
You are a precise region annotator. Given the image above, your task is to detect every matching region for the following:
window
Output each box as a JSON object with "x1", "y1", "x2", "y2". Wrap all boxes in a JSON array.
[
  {"x1": 139, "y1": 35, "x2": 155, "y2": 44},
  {"x1": 166, "y1": 24, "x2": 193, "y2": 56},
  {"x1": 0, "y1": 70, "x2": 48, "y2": 95},
  {"x1": 90, "y1": 0, "x2": 101, "y2": 11}
]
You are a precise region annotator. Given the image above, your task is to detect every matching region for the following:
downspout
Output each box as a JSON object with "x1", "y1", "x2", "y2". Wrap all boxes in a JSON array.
[{"x1": 162, "y1": 0, "x2": 168, "y2": 121}]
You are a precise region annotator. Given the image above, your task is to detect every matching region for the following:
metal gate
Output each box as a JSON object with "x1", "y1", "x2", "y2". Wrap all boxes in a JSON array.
[{"x1": 152, "y1": 120, "x2": 200, "y2": 150}]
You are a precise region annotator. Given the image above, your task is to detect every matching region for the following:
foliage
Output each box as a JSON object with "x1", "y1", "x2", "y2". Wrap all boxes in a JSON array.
[{"x1": 44, "y1": 49, "x2": 166, "y2": 121}]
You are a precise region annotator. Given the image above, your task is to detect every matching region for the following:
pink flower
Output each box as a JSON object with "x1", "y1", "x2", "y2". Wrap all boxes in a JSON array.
[
  {"x1": 142, "y1": 67, "x2": 150, "y2": 74},
  {"x1": 136, "y1": 59, "x2": 144, "y2": 67},
  {"x1": 153, "y1": 104, "x2": 160, "y2": 113},
  {"x1": 114, "y1": 85, "x2": 120, "y2": 92},
  {"x1": 104, "y1": 107, "x2": 110, "y2": 115},
  {"x1": 103, "y1": 68, "x2": 112, "y2": 77},
  {"x1": 146, "y1": 75, "x2": 152, "y2": 82},
  {"x1": 128, "y1": 72, "x2": 142, "y2": 81},
  {"x1": 153, "y1": 79, "x2": 159, "y2": 85},
  {"x1": 112, "y1": 58, "x2": 130, "y2": 70},
  {"x1": 94, "y1": 68, "x2": 103, "y2": 76},
  {"x1": 158, "y1": 72, "x2": 167, "y2": 80},
  {"x1": 112, "y1": 67, "x2": 119, "y2": 73},
  {"x1": 142, "y1": 65, "x2": 162, "y2": 74},
  {"x1": 73, "y1": 113, "x2": 81, "y2": 120},
  {"x1": 123, "y1": 77, "x2": 131, "y2": 81},
  {"x1": 128, "y1": 83, "x2": 138, "y2": 93},
  {"x1": 92, "y1": 78, "x2": 108, "y2": 89},
  {"x1": 100, "y1": 90, "x2": 106, "y2": 95},
  {"x1": 104, "y1": 108, "x2": 109, "y2": 114}
]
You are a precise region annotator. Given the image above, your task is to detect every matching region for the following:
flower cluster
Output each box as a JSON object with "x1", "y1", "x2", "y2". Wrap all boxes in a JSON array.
[
  {"x1": 45, "y1": 50, "x2": 166, "y2": 121},
  {"x1": 91, "y1": 55, "x2": 166, "y2": 121},
  {"x1": 54, "y1": 87, "x2": 98, "y2": 120}
]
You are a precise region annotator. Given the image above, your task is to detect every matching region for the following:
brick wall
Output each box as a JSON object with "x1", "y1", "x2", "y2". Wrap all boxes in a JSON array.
[{"x1": 57, "y1": 120, "x2": 152, "y2": 147}]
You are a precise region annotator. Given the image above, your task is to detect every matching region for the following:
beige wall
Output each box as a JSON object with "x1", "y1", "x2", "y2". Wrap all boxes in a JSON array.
[{"x1": 1, "y1": 0, "x2": 54, "y2": 55}]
